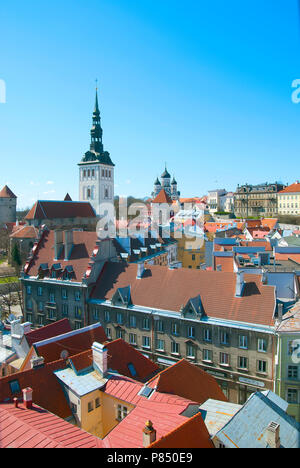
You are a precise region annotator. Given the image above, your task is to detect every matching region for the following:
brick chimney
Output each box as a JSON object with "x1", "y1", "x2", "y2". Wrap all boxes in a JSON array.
[
  {"x1": 64, "y1": 230, "x2": 74, "y2": 261},
  {"x1": 235, "y1": 271, "x2": 245, "y2": 297},
  {"x1": 92, "y1": 342, "x2": 108, "y2": 377},
  {"x1": 266, "y1": 422, "x2": 281, "y2": 448},
  {"x1": 143, "y1": 420, "x2": 156, "y2": 447},
  {"x1": 22, "y1": 387, "x2": 33, "y2": 409},
  {"x1": 54, "y1": 230, "x2": 63, "y2": 261}
]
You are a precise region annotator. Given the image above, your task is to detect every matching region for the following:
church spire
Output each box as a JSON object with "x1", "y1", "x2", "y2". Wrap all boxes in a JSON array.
[{"x1": 90, "y1": 85, "x2": 103, "y2": 154}]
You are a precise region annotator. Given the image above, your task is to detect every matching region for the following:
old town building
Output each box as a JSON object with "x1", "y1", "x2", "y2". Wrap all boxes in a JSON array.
[{"x1": 234, "y1": 182, "x2": 285, "y2": 218}]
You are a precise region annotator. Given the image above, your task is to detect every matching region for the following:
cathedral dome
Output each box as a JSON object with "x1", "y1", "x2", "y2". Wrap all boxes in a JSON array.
[{"x1": 161, "y1": 168, "x2": 171, "y2": 179}]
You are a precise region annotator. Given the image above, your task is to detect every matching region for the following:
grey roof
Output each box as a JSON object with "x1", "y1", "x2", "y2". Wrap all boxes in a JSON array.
[
  {"x1": 216, "y1": 391, "x2": 300, "y2": 448},
  {"x1": 281, "y1": 236, "x2": 300, "y2": 247},
  {"x1": 199, "y1": 399, "x2": 242, "y2": 437}
]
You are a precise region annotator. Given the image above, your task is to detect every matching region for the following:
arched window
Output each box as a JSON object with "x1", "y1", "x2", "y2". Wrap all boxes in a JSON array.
[{"x1": 87, "y1": 188, "x2": 91, "y2": 199}]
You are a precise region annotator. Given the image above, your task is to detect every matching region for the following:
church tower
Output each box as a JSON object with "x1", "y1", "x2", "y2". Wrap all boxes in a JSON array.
[{"x1": 78, "y1": 88, "x2": 115, "y2": 216}]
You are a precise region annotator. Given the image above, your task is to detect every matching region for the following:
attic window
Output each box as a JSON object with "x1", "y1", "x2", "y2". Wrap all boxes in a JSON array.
[{"x1": 138, "y1": 385, "x2": 154, "y2": 399}]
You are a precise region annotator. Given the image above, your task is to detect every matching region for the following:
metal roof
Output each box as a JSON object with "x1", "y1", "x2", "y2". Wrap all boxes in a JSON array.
[
  {"x1": 54, "y1": 367, "x2": 108, "y2": 397},
  {"x1": 199, "y1": 399, "x2": 242, "y2": 436},
  {"x1": 216, "y1": 391, "x2": 300, "y2": 448}
]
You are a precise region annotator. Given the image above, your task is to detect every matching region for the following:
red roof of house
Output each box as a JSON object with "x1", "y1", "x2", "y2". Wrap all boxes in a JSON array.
[
  {"x1": 261, "y1": 218, "x2": 278, "y2": 230},
  {"x1": 25, "y1": 200, "x2": 96, "y2": 220},
  {"x1": 102, "y1": 374, "x2": 202, "y2": 448},
  {"x1": 240, "y1": 240, "x2": 272, "y2": 251},
  {"x1": 149, "y1": 413, "x2": 214, "y2": 449},
  {"x1": 279, "y1": 182, "x2": 300, "y2": 194},
  {"x1": 152, "y1": 189, "x2": 173, "y2": 204},
  {"x1": 21, "y1": 323, "x2": 107, "y2": 370},
  {"x1": 214, "y1": 255, "x2": 235, "y2": 272},
  {"x1": 10, "y1": 225, "x2": 38, "y2": 239},
  {"x1": 0, "y1": 185, "x2": 17, "y2": 199},
  {"x1": 0, "y1": 402, "x2": 102, "y2": 448},
  {"x1": 25, "y1": 319, "x2": 72, "y2": 348},
  {"x1": 92, "y1": 262, "x2": 276, "y2": 326},
  {"x1": 24, "y1": 230, "x2": 99, "y2": 281},
  {"x1": 147, "y1": 359, "x2": 227, "y2": 404},
  {"x1": 105, "y1": 339, "x2": 159, "y2": 382}
]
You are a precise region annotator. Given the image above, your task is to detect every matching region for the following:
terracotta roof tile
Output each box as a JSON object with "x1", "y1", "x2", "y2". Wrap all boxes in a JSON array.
[
  {"x1": 92, "y1": 262, "x2": 276, "y2": 326},
  {"x1": 279, "y1": 182, "x2": 300, "y2": 194},
  {"x1": 25, "y1": 200, "x2": 96, "y2": 220},
  {"x1": 25, "y1": 230, "x2": 99, "y2": 281},
  {"x1": 10, "y1": 225, "x2": 38, "y2": 239},
  {"x1": 149, "y1": 413, "x2": 214, "y2": 448},
  {"x1": 0, "y1": 403, "x2": 103, "y2": 448},
  {"x1": 25, "y1": 319, "x2": 72, "y2": 348},
  {"x1": 147, "y1": 359, "x2": 227, "y2": 404},
  {"x1": 152, "y1": 189, "x2": 173, "y2": 204}
]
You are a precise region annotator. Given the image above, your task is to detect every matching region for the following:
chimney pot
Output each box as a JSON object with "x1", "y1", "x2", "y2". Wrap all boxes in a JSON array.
[
  {"x1": 13, "y1": 397, "x2": 18, "y2": 408},
  {"x1": 143, "y1": 420, "x2": 156, "y2": 447},
  {"x1": 22, "y1": 387, "x2": 33, "y2": 409}
]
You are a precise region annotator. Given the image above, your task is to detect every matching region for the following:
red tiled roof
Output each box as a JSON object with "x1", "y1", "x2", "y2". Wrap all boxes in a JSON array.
[
  {"x1": 214, "y1": 255, "x2": 234, "y2": 272},
  {"x1": 25, "y1": 319, "x2": 72, "y2": 348},
  {"x1": 0, "y1": 185, "x2": 17, "y2": 199},
  {"x1": 0, "y1": 402, "x2": 103, "y2": 448},
  {"x1": 279, "y1": 182, "x2": 300, "y2": 194},
  {"x1": 152, "y1": 189, "x2": 173, "y2": 204},
  {"x1": 25, "y1": 200, "x2": 96, "y2": 220},
  {"x1": 149, "y1": 413, "x2": 214, "y2": 449},
  {"x1": 92, "y1": 262, "x2": 276, "y2": 326},
  {"x1": 0, "y1": 358, "x2": 74, "y2": 419},
  {"x1": 102, "y1": 374, "x2": 200, "y2": 448},
  {"x1": 147, "y1": 359, "x2": 227, "y2": 404},
  {"x1": 25, "y1": 230, "x2": 99, "y2": 281},
  {"x1": 10, "y1": 225, "x2": 38, "y2": 239},
  {"x1": 261, "y1": 218, "x2": 278, "y2": 230},
  {"x1": 105, "y1": 339, "x2": 159, "y2": 382},
  {"x1": 21, "y1": 323, "x2": 107, "y2": 370},
  {"x1": 240, "y1": 240, "x2": 272, "y2": 251}
]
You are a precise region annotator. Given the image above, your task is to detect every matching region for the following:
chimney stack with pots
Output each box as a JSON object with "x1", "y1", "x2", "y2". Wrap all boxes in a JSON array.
[{"x1": 143, "y1": 420, "x2": 156, "y2": 447}]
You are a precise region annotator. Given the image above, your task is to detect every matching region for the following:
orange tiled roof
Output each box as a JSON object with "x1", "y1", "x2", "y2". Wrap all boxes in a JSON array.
[
  {"x1": 147, "y1": 359, "x2": 227, "y2": 404},
  {"x1": 279, "y1": 182, "x2": 300, "y2": 194},
  {"x1": 92, "y1": 262, "x2": 276, "y2": 326},
  {"x1": 152, "y1": 189, "x2": 172, "y2": 204},
  {"x1": 149, "y1": 413, "x2": 214, "y2": 449},
  {"x1": 0, "y1": 185, "x2": 17, "y2": 199},
  {"x1": 10, "y1": 225, "x2": 38, "y2": 239},
  {"x1": 214, "y1": 255, "x2": 235, "y2": 272},
  {"x1": 25, "y1": 230, "x2": 99, "y2": 281}
]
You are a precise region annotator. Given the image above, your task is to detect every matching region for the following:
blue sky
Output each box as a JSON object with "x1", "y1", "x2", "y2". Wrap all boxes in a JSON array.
[{"x1": 0, "y1": 0, "x2": 300, "y2": 209}]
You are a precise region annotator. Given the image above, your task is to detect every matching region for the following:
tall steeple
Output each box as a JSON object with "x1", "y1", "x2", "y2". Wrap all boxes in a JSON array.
[{"x1": 90, "y1": 87, "x2": 103, "y2": 154}]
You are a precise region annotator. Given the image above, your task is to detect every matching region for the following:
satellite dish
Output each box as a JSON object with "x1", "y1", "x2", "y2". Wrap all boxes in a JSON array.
[{"x1": 60, "y1": 350, "x2": 69, "y2": 360}]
